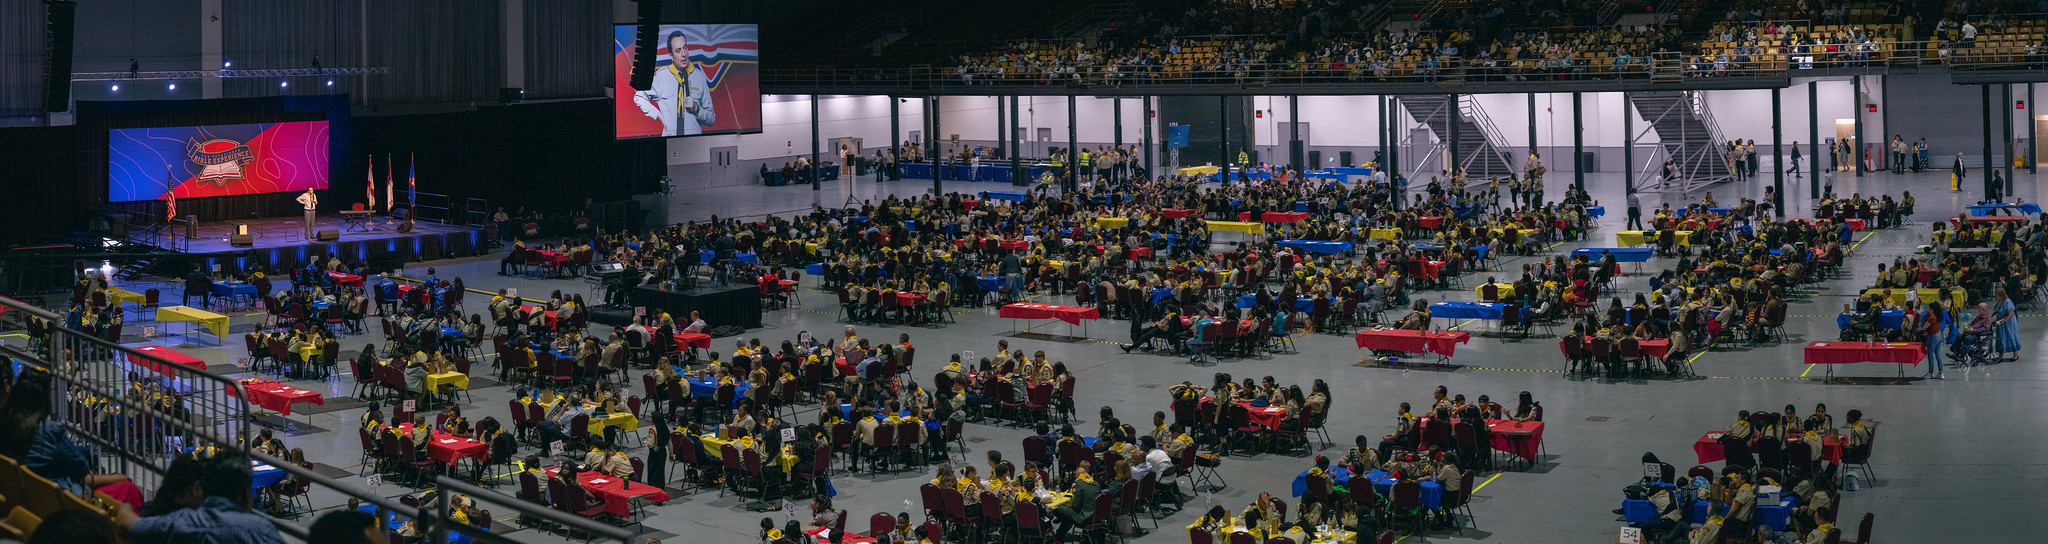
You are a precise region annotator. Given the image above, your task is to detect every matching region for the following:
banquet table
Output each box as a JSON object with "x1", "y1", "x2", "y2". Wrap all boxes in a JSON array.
[
  {"x1": 999, "y1": 239, "x2": 1030, "y2": 251},
  {"x1": 806, "y1": 263, "x2": 825, "y2": 277},
  {"x1": 975, "y1": 275, "x2": 1003, "y2": 292},
  {"x1": 1353, "y1": 329, "x2": 1471, "y2": 359},
  {"x1": 1274, "y1": 240, "x2": 1353, "y2": 254},
  {"x1": 423, "y1": 371, "x2": 470, "y2": 392},
  {"x1": 1966, "y1": 203, "x2": 2042, "y2": 216},
  {"x1": 1572, "y1": 247, "x2": 1654, "y2": 263},
  {"x1": 1411, "y1": 417, "x2": 1546, "y2": 462},
  {"x1": 1429, "y1": 301, "x2": 1505, "y2": 320},
  {"x1": 585, "y1": 411, "x2": 639, "y2": 436},
  {"x1": 804, "y1": 527, "x2": 878, "y2": 544},
  {"x1": 1417, "y1": 216, "x2": 1445, "y2": 228},
  {"x1": 984, "y1": 190, "x2": 1029, "y2": 202},
  {"x1": 1964, "y1": 215, "x2": 2026, "y2": 223},
  {"x1": 327, "y1": 271, "x2": 364, "y2": 288},
  {"x1": 129, "y1": 346, "x2": 206, "y2": 377},
  {"x1": 1206, "y1": 221, "x2": 1265, "y2": 234},
  {"x1": 895, "y1": 292, "x2": 928, "y2": 307},
  {"x1": 1176, "y1": 165, "x2": 1221, "y2": 176},
  {"x1": 1365, "y1": 470, "x2": 1442, "y2": 509},
  {"x1": 1368, "y1": 227, "x2": 1402, "y2": 241},
  {"x1": 159, "y1": 305, "x2": 230, "y2": 339},
  {"x1": 546, "y1": 466, "x2": 669, "y2": 517},
  {"x1": 1804, "y1": 340, "x2": 1923, "y2": 380},
  {"x1": 1472, "y1": 283, "x2": 1516, "y2": 300},
  {"x1": 1240, "y1": 211, "x2": 1309, "y2": 223},
  {"x1": 1159, "y1": 208, "x2": 1195, "y2": 219},
  {"x1": 250, "y1": 459, "x2": 288, "y2": 489},
  {"x1": 1093, "y1": 217, "x2": 1130, "y2": 229},
  {"x1": 234, "y1": 378, "x2": 325, "y2": 415},
  {"x1": 1693, "y1": 431, "x2": 1846, "y2": 465},
  {"x1": 104, "y1": 286, "x2": 147, "y2": 306},
  {"x1": 1223, "y1": 398, "x2": 1289, "y2": 428},
  {"x1": 1585, "y1": 205, "x2": 1606, "y2": 217},
  {"x1": 1150, "y1": 287, "x2": 1175, "y2": 304},
  {"x1": 685, "y1": 377, "x2": 749, "y2": 407},
  {"x1": 1862, "y1": 288, "x2": 1965, "y2": 307},
  {"x1": 211, "y1": 281, "x2": 259, "y2": 299},
  {"x1": 1616, "y1": 230, "x2": 1693, "y2": 247},
  {"x1": 1555, "y1": 337, "x2": 1670, "y2": 360},
  {"x1": 517, "y1": 306, "x2": 562, "y2": 330},
  {"x1": 998, "y1": 303, "x2": 1100, "y2": 326},
  {"x1": 1834, "y1": 310, "x2": 1905, "y2": 330},
  {"x1": 392, "y1": 423, "x2": 490, "y2": 466}
]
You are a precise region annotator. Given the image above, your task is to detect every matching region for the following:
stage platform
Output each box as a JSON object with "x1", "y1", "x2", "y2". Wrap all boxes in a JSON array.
[{"x1": 161, "y1": 215, "x2": 487, "y2": 275}]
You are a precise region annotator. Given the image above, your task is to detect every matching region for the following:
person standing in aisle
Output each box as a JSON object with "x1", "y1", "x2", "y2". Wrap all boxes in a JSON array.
[
  {"x1": 1626, "y1": 191, "x2": 1644, "y2": 230},
  {"x1": 1952, "y1": 152, "x2": 1967, "y2": 192}
]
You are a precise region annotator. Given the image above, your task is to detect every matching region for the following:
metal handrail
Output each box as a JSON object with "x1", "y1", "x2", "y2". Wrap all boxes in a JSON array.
[{"x1": 1458, "y1": 95, "x2": 1515, "y2": 173}]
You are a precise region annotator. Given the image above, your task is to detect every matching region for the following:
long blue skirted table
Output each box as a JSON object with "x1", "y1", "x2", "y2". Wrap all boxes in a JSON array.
[
  {"x1": 1429, "y1": 301, "x2": 1507, "y2": 320},
  {"x1": 1290, "y1": 467, "x2": 1440, "y2": 509},
  {"x1": 1274, "y1": 240, "x2": 1354, "y2": 254},
  {"x1": 1836, "y1": 310, "x2": 1906, "y2": 330},
  {"x1": 700, "y1": 250, "x2": 760, "y2": 264},
  {"x1": 1585, "y1": 205, "x2": 1606, "y2": 217},
  {"x1": 983, "y1": 190, "x2": 1029, "y2": 202},
  {"x1": 685, "y1": 376, "x2": 750, "y2": 408},
  {"x1": 1572, "y1": 247, "x2": 1654, "y2": 263}
]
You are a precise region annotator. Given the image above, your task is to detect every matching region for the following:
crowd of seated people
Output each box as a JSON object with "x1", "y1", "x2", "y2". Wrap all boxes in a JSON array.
[{"x1": 1625, "y1": 404, "x2": 1869, "y2": 543}]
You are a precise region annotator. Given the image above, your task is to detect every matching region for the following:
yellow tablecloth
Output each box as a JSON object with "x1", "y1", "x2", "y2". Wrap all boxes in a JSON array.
[
  {"x1": 424, "y1": 372, "x2": 470, "y2": 391},
  {"x1": 1310, "y1": 530, "x2": 1359, "y2": 544},
  {"x1": 1207, "y1": 221, "x2": 1265, "y2": 234},
  {"x1": 805, "y1": 242, "x2": 820, "y2": 255},
  {"x1": 1864, "y1": 288, "x2": 1966, "y2": 307},
  {"x1": 698, "y1": 435, "x2": 800, "y2": 472},
  {"x1": 1093, "y1": 217, "x2": 1130, "y2": 229},
  {"x1": 296, "y1": 343, "x2": 322, "y2": 362},
  {"x1": 586, "y1": 412, "x2": 639, "y2": 436},
  {"x1": 1476, "y1": 283, "x2": 1516, "y2": 300},
  {"x1": 1616, "y1": 230, "x2": 1692, "y2": 247},
  {"x1": 1047, "y1": 260, "x2": 1071, "y2": 269},
  {"x1": 105, "y1": 287, "x2": 147, "y2": 306},
  {"x1": 158, "y1": 306, "x2": 229, "y2": 337},
  {"x1": 1369, "y1": 228, "x2": 1402, "y2": 241},
  {"x1": 1177, "y1": 165, "x2": 1221, "y2": 176},
  {"x1": 1490, "y1": 228, "x2": 1540, "y2": 238}
]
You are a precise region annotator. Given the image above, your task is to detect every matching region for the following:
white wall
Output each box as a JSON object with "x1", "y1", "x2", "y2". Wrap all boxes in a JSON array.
[
  {"x1": 1705, "y1": 78, "x2": 1872, "y2": 158},
  {"x1": 934, "y1": 96, "x2": 1146, "y2": 155},
  {"x1": 667, "y1": 94, "x2": 921, "y2": 165}
]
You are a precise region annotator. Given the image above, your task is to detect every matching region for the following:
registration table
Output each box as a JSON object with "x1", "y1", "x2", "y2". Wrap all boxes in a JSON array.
[
  {"x1": 128, "y1": 346, "x2": 206, "y2": 377},
  {"x1": 1353, "y1": 329, "x2": 1471, "y2": 365},
  {"x1": 159, "y1": 305, "x2": 230, "y2": 343},
  {"x1": 1803, "y1": 341, "x2": 1924, "y2": 380},
  {"x1": 998, "y1": 303, "x2": 1099, "y2": 326},
  {"x1": 1616, "y1": 230, "x2": 1692, "y2": 247},
  {"x1": 233, "y1": 377, "x2": 325, "y2": 416},
  {"x1": 1429, "y1": 301, "x2": 1506, "y2": 321},
  {"x1": 1205, "y1": 221, "x2": 1264, "y2": 235},
  {"x1": 545, "y1": 466, "x2": 669, "y2": 517}
]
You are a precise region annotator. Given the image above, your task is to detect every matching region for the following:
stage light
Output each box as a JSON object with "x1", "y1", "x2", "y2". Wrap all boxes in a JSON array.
[
  {"x1": 325, "y1": 79, "x2": 334, "y2": 86},
  {"x1": 280, "y1": 80, "x2": 288, "y2": 88},
  {"x1": 110, "y1": 84, "x2": 118, "y2": 91},
  {"x1": 167, "y1": 82, "x2": 176, "y2": 90},
  {"x1": 223, "y1": 60, "x2": 231, "y2": 68}
]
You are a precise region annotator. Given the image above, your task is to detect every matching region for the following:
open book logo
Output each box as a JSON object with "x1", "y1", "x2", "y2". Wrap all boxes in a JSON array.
[{"x1": 186, "y1": 138, "x2": 254, "y2": 184}]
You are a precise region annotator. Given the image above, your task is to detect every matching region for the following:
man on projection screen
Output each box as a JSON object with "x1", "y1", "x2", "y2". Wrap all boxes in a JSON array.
[{"x1": 634, "y1": 30, "x2": 717, "y2": 136}]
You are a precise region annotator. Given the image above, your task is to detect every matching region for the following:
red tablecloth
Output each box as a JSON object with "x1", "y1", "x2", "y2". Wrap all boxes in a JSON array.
[
  {"x1": 519, "y1": 305, "x2": 562, "y2": 329},
  {"x1": 962, "y1": 199, "x2": 980, "y2": 210},
  {"x1": 674, "y1": 332, "x2": 711, "y2": 350},
  {"x1": 1555, "y1": 337, "x2": 1670, "y2": 359},
  {"x1": 1238, "y1": 400, "x2": 1290, "y2": 428},
  {"x1": 1415, "y1": 418, "x2": 1545, "y2": 461},
  {"x1": 999, "y1": 239, "x2": 1030, "y2": 251},
  {"x1": 234, "y1": 378, "x2": 325, "y2": 415},
  {"x1": 804, "y1": 527, "x2": 878, "y2": 544},
  {"x1": 1160, "y1": 208, "x2": 1194, "y2": 219},
  {"x1": 130, "y1": 346, "x2": 205, "y2": 377},
  {"x1": 1915, "y1": 268, "x2": 1937, "y2": 284},
  {"x1": 546, "y1": 467, "x2": 669, "y2": 517},
  {"x1": 999, "y1": 303, "x2": 1100, "y2": 325},
  {"x1": 1126, "y1": 247, "x2": 1154, "y2": 259},
  {"x1": 1966, "y1": 215, "x2": 2025, "y2": 223},
  {"x1": 895, "y1": 292, "x2": 928, "y2": 306},
  {"x1": 393, "y1": 424, "x2": 489, "y2": 466},
  {"x1": 536, "y1": 250, "x2": 569, "y2": 266},
  {"x1": 326, "y1": 271, "x2": 363, "y2": 288},
  {"x1": 1419, "y1": 216, "x2": 1446, "y2": 228},
  {"x1": 834, "y1": 356, "x2": 857, "y2": 378},
  {"x1": 1353, "y1": 329, "x2": 1471, "y2": 356},
  {"x1": 1845, "y1": 218, "x2": 1866, "y2": 230},
  {"x1": 1693, "y1": 431, "x2": 1846, "y2": 465},
  {"x1": 1238, "y1": 211, "x2": 1308, "y2": 223},
  {"x1": 1803, "y1": 341, "x2": 1923, "y2": 365}
]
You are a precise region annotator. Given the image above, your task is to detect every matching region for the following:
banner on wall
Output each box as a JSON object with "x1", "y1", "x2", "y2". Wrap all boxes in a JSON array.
[
  {"x1": 613, "y1": 24, "x2": 761, "y2": 139},
  {"x1": 108, "y1": 121, "x2": 331, "y2": 202}
]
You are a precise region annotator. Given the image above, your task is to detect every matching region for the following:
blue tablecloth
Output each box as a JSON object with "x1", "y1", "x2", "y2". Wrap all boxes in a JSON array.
[
  {"x1": 1207, "y1": 171, "x2": 1273, "y2": 182},
  {"x1": 984, "y1": 191, "x2": 1028, "y2": 202},
  {"x1": 686, "y1": 377, "x2": 749, "y2": 408},
  {"x1": 1836, "y1": 310, "x2": 1905, "y2": 330},
  {"x1": 1366, "y1": 470, "x2": 1440, "y2": 509},
  {"x1": 1756, "y1": 495, "x2": 1798, "y2": 532},
  {"x1": 1734, "y1": 224, "x2": 1755, "y2": 235},
  {"x1": 902, "y1": 163, "x2": 933, "y2": 179},
  {"x1": 213, "y1": 282, "x2": 258, "y2": 298},
  {"x1": 1150, "y1": 287, "x2": 1175, "y2": 304},
  {"x1": 1705, "y1": 207, "x2": 1732, "y2": 215},
  {"x1": 1236, "y1": 294, "x2": 1259, "y2": 309},
  {"x1": 762, "y1": 170, "x2": 785, "y2": 186},
  {"x1": 1291, "y1": 466, "x2": 1353, "y2": 497},
  {"x1": 1585, "y1": 206, "x2": 1606, "y2": 218},
  {"x1": 1430, "y1": 301, "x2": 1506, "y2": 320},
  {"x1": 1302, "y1": 172, "x2": 1344, "y2": 181},
  {"x1": 698, "y1": 250, "x2": 761, "y2": 264},
  {"x1": 1419, "y1": 244, "x2": 1489, "y2": 260},
  {"x1": 441, "y1": 326, "x2": 463, "y2": 339},
  {"x1": 1622, "y1": 498, "x2": 1710, "y2": 524},
  {"x1": 1730, "y1": 248, "x2": 1782, "y2": 255},
  {"x1": 807, "y1": 263, "x2": 826, "y2": 277},
  {"x1": 975, "y1": 276, "x2": 1003, "y2": 291},
  {"x1": 1275, "y1": 240, "x2": 1354, "y2": 254},
  {"x1": 1572, "y1": 247, "x2": 1654, "y2": 263},
  {"x1": 1330, "y1": 167, "x2": 1375, "y2": 176},
  {"x1": 311, "y1": 301, "x2": 333, "y2": 311},
  {"x1": 357, "y1": 505, "x2": 484, "y2": 544},
  {"x1": 1967, "y1": 203, "x2": 2041, "y2": 216},
  {"x1": 251, "y1": 460, "x2": 287, "y2": 489}
]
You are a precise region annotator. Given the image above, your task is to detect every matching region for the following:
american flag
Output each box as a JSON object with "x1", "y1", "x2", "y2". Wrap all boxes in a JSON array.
[
  {"x1": 366, "y1": 155, "x2": 376, "y2": 208},
  {"x1": 165, "y1": 168, "x2": 177, "y2": 220}
]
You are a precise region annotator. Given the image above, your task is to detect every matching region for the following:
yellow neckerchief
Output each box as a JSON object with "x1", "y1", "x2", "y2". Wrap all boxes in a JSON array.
[
  {"x1": 766, "y1": 529, "x2": 783, "y2": 540},
  {"x1": 1307, "y1": 466, "x2": 1325, "y2": 477},
  {"x1": 736, "y1": 435, "x2": 756, "y2": 449},
  {"x1": 667, "y1": 62, "x2": 694, "y2": 80},
  {"x1": 823, "y1": 414, "x2": 844, "y2": 426},
  {"x1": 946, "y1": 361, "x2": 963, "y2": 372},
  {"x1": 1814, "y1": 523, "x2": 1834, "y2": 535},
  {"x1": 718, "y1": 375, "x2": 736, "y2": 386},
  {"x1": 1174, "y1": 432, "x2": 1192, "y2": 445},
  {"x1": 1074, "y1": 471, "x2": 1095, "y2": 485},
  {"x1": 883, "y1": 414, "x2": 903, "y2": 426}
]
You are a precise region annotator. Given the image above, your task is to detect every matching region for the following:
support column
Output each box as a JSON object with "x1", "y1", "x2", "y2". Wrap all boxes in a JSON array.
[
  {"x1": 1143, "y1": 96, "x2": 1155, "y2": 178},
  {"x1": 1624, "y1": 92, "x2": 1634, "y2": 194},
  {"x1": 2004, "y1": 84, "x2": 2016, "y2": 190},
  {"x1": 1528, "y1": 93, "x2": 1538, "y2": 159},
  {"x1": 996, "y1": 96, "x2": 1006, "y2": 159},
  {"x1": 810, "y1": 95, "x2": 821, "y2": 192},
  {"x1": 1068, "y1": 95, "x2": 1079, "y2": 193},
  {"x1": 1448, "y1": 93, "x2": 1460, "y2": 177},
  {"x1": 1010, "y1": 96, "x2": 1021, "y2": 159},
  {"x1": 1377, "y1": 95, "x2": 1388, "y2": 169},
  {"x1": 1572, "y1": 92, "x2": 1584, "y2": 191},
  {"x1": 933, "y1": 95, "x2": 944, "y2": 194},
  {"x1": 1113, "y1": 98, "x2": 1124, "y2": 183},
  {"x1": 2033, "y1": 83, "x2": 2040, "y2": 174},
  {"x1": 1388, "y1": 96, "x2": 1400, "y2": 181},
  {"x1": 1289, "y1": 95, "x2": 1302, "y2": 172},
  {"x1": 1220, "y1": 96, "x2": 1231, "y2": 185},
  {"x1": 889, "y1": 96, "x2": 900, "y2": 181},
  {"x1": 1772, "y1": 87, "x2": 1784, "y2": 217},
  {"x1": 1852, "y1": 76, "x2": 1864, "y2": 177},
  {"x1": 1809, "y1": 82, "x2": 1820, "y2": 199},
  {"x1": 1983, "y1": 85, "x2": 1996, "y2": 198}
]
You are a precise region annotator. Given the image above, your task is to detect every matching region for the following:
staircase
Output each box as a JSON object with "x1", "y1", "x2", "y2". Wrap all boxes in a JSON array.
[
  {"x1": 1628, "y1": 91, "x2": 1732, "y2": 193},
  {"x1": 112, "y1": 258, "x2": 157, "y2": 280},
  {"x1": 1398, "y1": 95, "x2": 1518, "y2": 178}
]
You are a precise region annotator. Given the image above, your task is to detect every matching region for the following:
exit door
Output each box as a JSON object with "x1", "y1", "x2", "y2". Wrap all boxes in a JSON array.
[
  {"x1": 710, "y1": 146, "x2": 739, "y2": 187},
  {"x1": 1037, "y1": 128, "x2": 1053, "y2": 159}
]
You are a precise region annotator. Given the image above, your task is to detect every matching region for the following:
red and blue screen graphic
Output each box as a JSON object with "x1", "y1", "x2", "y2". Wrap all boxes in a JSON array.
[{"x1": 108, "y1": 121, "x2": 331, "y2": 202}]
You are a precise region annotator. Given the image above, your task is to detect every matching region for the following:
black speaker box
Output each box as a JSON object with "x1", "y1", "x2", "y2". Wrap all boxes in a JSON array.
[
  {"x1": 230, "y1": 233, "x2": 253, "y2": 247},
  {"x1": 316, "y1": 229, "x2": 339, "y2": 242},
  {"x1": 44, "y1": 0, "x2": 76, "y2": 112},
  {"x1": 627, "y1": 0, "x2": 663, "y2": 92}
]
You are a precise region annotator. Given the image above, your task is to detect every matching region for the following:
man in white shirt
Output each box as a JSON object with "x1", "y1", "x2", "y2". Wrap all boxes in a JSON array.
[
  {"x1": 296, "y1": 188, "x2": 318, "y2": 238},
  {"x1": 632, "y1": 31, "x2": 717, "y2": 136}
]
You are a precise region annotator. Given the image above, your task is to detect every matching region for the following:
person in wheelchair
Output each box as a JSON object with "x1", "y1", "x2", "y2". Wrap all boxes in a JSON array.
[{"x1": 1950, "y1": 302, "x2": 1997, "y2": 365}]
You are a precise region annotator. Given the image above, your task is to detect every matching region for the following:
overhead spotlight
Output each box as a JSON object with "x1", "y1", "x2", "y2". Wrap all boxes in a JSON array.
[
  {"x1": 280, "y1": 80, "x2": 289, "y2": 88},
  {"x1": 167, "y1": 82, "x2": 176, "y2": 90},
  {"x1": 223, "y1": 60, "x2": 231, "y2": 68},
  {"x1": 110, "y1": 84, "x2": 119, "y2": 91},
  {"x1": 326, "y1": 79, "x2": 334, "y2": 86}
]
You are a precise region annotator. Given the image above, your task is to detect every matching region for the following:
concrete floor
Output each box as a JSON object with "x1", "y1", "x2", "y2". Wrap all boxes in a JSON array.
[{"x1": 97, "y1": 167, "x2": 2048, "y2": 543}]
